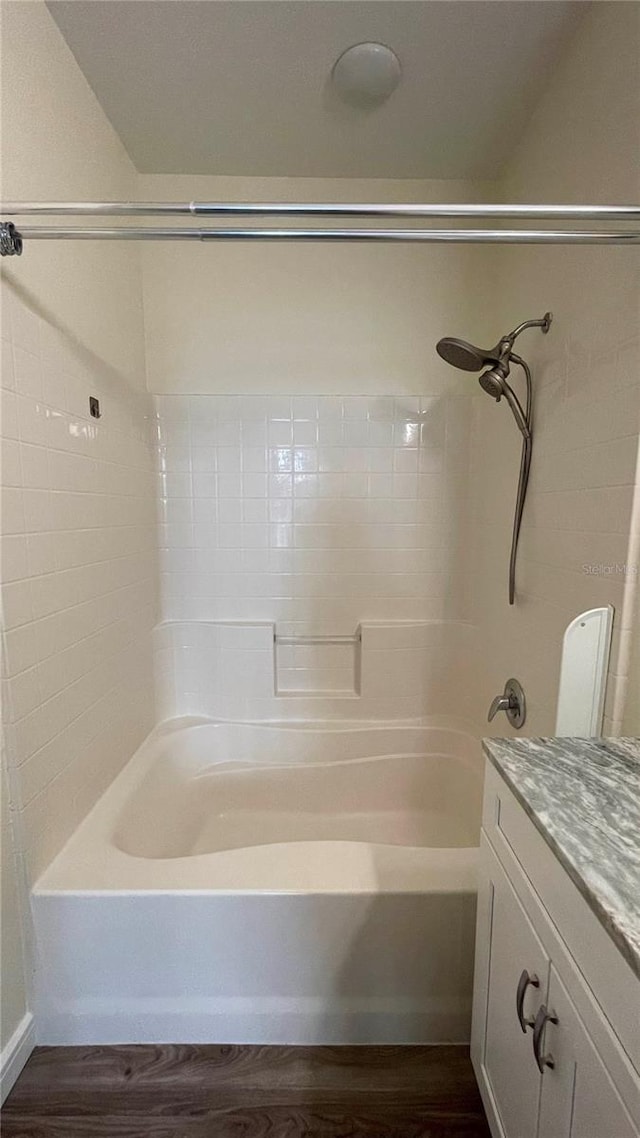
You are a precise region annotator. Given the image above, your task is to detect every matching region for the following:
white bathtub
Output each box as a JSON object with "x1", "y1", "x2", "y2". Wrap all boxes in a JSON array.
[{"x1": 33, "y1": 718, "x2": 482, "y2": 1045}]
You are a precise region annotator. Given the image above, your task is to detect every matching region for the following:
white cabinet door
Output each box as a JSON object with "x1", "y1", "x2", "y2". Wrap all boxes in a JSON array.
[
  {"x1": 537, "y1": 965, "x2": 638, "y2": 1138},
  {"x1": 475, "y1": 846, "x2": 550, "y2": 1138}
]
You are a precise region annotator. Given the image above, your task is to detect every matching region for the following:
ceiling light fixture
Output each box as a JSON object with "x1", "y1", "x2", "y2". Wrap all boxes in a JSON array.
[{"x1": 331, "y1": 42, "x2": 402, "y2": 108}]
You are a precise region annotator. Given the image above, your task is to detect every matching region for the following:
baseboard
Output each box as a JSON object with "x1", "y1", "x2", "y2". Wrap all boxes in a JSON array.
[
  {"x1": 37, "y1": 998, "x2": 471, "y2": 1046},
  {"x1": 1, "y1": 1012, "x2": 35, "y2": 1104}
]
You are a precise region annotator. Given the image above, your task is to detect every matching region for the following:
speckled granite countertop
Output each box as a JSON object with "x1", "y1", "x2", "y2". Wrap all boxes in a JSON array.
[{"x1": 483, "y1": 737, "x2": 640, "y2": 980}]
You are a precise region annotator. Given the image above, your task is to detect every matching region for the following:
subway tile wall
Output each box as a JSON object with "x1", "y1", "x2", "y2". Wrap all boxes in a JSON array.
[
  {"x1": 1, "y1": 289, "x2": 158, "y2": 881},
  {"x1": 154, "y1": 392, "x2": 480, "y2": 715}
]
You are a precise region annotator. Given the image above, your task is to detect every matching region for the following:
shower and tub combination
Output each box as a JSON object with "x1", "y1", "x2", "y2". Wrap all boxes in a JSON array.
[
  {"x1": 4, "y1": 197, "x2": 631, "y2": 1047},
  {"x1": 31, "y1": 310, "x2": 549, "y2": 1045}
]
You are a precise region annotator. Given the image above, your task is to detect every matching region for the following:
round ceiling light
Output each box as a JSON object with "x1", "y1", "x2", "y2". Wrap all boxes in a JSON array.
[{"x1": 331, "y1": 42, "x2": 402, "y2": 108}]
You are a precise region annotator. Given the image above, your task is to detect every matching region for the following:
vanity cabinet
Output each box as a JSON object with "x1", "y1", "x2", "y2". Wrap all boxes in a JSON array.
[{"x1": 472, "y1": 761, "x2": 640, "y2": 1138}]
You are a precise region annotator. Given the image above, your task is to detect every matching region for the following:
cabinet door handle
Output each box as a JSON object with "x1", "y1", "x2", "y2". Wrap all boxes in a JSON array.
[
  {"x1": 516, "y1": 969, "x2": 540, "y2": 1032},
  {"x1": 532, "y1": 1005, "x2": 558, "y2": 1072}
]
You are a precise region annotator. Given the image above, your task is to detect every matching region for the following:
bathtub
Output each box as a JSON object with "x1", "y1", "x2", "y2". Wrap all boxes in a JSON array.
[{"x1": 33, "y1": 718, "x2": 482, "y2": 1045}]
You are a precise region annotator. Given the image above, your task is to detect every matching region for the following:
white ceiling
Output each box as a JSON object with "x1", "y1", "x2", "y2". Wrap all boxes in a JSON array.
[{"x1": 47, "y1": 0, "x2": 586, "y2": 180}]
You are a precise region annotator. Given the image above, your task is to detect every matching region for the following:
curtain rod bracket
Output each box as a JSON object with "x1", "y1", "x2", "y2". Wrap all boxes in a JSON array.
[{"x1": 0, "y1": 222, "x2": 23, "y2": 256}]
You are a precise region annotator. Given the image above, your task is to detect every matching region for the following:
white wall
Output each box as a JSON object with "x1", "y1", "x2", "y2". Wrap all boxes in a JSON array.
[
  {"x1": 139, "y1": 173, "x2": 497, "y2": 395},
  {"x1": 475, "y1": 0, "x2": 640, "y2": 737},
  {"x1": 0, "y1": 0, "x2": 158, "y2": 895}
]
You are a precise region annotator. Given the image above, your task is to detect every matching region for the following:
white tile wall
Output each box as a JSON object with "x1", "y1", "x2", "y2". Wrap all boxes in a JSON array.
[
  {"x1": 153, "y1": 392, "x2": 479, "y2": 713},
  {"x1": 154, "y1": 619, "x2": 481, "y2": 724},
  {"x1": 1, "y1": 288, "x2": 158, "y2": 881}
]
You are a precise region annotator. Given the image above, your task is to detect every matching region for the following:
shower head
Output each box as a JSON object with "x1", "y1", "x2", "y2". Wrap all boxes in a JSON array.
[
  {"x1": 436, "y1": 313, "x2": 551, "y2": 377},
  {"x1": 478, "y1": 364, "x2": 507, "y2": 399},
  {"x1": 435, "y1": 336, "x2": 499, "y2": 372}
]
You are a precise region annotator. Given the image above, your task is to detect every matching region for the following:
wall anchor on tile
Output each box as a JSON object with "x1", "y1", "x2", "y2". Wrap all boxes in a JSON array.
[{"x1": 89, "y1": 396, "x2": 101, "y2": 419}]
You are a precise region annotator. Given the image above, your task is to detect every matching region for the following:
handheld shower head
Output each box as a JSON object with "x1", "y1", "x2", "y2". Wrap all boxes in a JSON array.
[{"x1": 478, "y1": 364, "x2": 507, "y2": 400}]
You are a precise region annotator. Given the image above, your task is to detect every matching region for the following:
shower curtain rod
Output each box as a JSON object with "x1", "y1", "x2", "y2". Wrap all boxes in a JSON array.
[
  {"x1": 2, "y1": 226, "x2": 639, "y2": 253},
  {"x1": 2, "y1": 201, "x2": 640, "y2": 219},
  {"x1": 2, "y1": 201, "x2": 639, "y2": 254}
]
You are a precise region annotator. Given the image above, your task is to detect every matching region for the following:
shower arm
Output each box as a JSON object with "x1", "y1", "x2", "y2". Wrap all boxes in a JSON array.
[{"x1": 506, "y1": 314, "x2": 552, "y2": 344}]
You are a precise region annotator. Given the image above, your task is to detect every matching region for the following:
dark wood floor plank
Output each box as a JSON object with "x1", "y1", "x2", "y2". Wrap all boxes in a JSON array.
[
  {"x1": 2, "y1": 1044, "x2": 490, "y2": 1138},
  {"x1": 3, "y1": 1089, "x2": 487, "y2": 1117},
  {"x1": 0, "y1": 1111, "x2": 491, "y2": 1138},
  {"x1": 10, "y1": 1044, "x2": 478, "y2": 1092}
]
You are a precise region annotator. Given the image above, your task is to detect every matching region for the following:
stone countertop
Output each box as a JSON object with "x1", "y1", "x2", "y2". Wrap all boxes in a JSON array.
[{"x1": 482, "y1": 736, "x2": 640, "y2": 980}]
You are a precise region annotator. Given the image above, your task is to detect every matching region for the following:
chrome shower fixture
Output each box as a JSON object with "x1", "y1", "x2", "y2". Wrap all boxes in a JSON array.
[{"x1": 436, "y1": 312, "x2": 552, "y2": 604}]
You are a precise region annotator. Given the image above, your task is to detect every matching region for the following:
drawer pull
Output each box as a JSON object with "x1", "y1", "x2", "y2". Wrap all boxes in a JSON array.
[
  {"x1": 532, "y1": 1005, "x2": 558, "y2": 1072},
  {"x1": 516, "y1": 969, "x2": 539, "y2": 1032}
]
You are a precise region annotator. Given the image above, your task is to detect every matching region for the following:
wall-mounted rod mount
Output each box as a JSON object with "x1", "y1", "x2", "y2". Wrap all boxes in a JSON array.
[
  {"x1": 0, "y1": 222, "x2": 22, "y2": 256},
  {"x1": 3, "y1": 226, "x2": 639, "y2": 253},
  {"x1": 2, "y1": 201, "x2": 640, "y2": 220}
]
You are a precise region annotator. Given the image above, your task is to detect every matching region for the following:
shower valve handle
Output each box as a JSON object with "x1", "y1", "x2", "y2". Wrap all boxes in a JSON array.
[
  {"x1": 488, "y1": 694, "x2": 513, "y2": 720},
  {"x1": 487, "y1": 679, "x2": 526, "y2": 729}
]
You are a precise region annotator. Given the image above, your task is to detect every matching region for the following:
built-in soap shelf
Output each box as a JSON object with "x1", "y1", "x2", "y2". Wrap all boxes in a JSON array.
[{"x1": 273, "y1": 625, "x2": 362, "y2": 697}]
